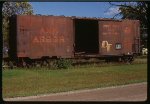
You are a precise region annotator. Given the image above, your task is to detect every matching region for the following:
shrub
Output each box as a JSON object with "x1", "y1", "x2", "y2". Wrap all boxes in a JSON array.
[{"x1": 55, "y1": 59, "x2": 73, "y2": 69}]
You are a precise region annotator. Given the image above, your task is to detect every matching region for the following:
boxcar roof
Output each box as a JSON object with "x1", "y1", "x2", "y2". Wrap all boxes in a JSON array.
[{"x1": 13, "y1": 15, "x2": 139, "y2": 22}]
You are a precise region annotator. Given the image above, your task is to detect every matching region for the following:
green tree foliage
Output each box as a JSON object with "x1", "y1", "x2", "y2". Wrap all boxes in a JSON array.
[{"x1": 2, "y1": 2, "x2": 33, "y2": 45}]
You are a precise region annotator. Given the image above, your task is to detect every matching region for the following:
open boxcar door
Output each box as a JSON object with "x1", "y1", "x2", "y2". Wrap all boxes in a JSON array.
[{"x1": 74, "y1": 19, "x2": 99, "y2": 55}]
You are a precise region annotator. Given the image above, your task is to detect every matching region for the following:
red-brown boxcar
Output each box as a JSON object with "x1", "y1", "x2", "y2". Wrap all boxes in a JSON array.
[
  {"x1": 9, "y1": 15, "x2": 140, "y2": 61},
  {"x1": 9, "y1": 15, "x2": 74, "y2": 59},
  {"x1": 99, "y1": 20, "x2": 140, "y2": 56}
]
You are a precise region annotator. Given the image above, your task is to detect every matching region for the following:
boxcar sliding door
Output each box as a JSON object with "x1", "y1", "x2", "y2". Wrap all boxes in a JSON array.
[{"x1": 99, "y1": 21, "x2": 122, "y2": 56}]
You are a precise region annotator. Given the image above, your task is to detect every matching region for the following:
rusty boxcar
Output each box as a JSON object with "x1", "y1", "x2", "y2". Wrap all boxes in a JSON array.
[{"x1": 8, "y1": 15, "x2": 140, "y2": 66}]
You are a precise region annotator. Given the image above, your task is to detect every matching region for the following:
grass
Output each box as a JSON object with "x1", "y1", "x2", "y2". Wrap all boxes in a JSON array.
[
  {"x1": 133, "y1": 57, "x2": 147, "y2": 64},
  {"x1": 2, "y1": 61, "x2": 147, "y2": 98}
]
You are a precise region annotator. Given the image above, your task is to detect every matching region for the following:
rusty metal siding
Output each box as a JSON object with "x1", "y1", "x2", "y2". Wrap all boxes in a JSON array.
[
  {"x1": 17, "y1": 15, "x2": 74, "y2": 59},
  {"x1": 122, "y1": 20, "x2": 140, "y2": 55},
  {"x1": 99, "y1": 21, "x2": 122, "y2": 55},
  {"x1": 122, "y1": 20, "x2": 133, "y2": 54},
  {"x1": 133, "y1": 20, "x2": 140, "y2": 53},
  {"x1": 99, "y1": 20, "x2": 140, "y2": 56},
  {"x1": 17, "y1": 16, "x2": 31, "y2": 57}
]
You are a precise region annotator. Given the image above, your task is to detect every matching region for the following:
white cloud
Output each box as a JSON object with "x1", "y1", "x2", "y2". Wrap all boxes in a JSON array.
[{"x1": 104, "y1": 7, "x2": 121, "y2": 16}]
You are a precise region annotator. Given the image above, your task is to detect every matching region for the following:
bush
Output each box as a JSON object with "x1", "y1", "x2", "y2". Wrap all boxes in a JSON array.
[{"x1": 54, "y1": 59, "x2": 73, "y2": 69}]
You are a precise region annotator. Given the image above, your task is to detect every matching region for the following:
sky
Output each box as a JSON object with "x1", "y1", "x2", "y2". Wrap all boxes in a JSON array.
[{"x1": 29, "y1": 2, "x2": 123, "y2": 19}]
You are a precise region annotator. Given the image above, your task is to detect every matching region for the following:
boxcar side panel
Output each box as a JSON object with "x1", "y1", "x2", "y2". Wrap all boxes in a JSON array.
[
  {"x1": 132, "y1": 20, "x2": 140, "y2": 54},
  {"x1": 99, "y1": 21, "x2": 122, "y2": 55},
  {"x1": 17, "y1": 16, "x2": 74, "y2": 59},
  {"x1": 122, "y1": 20, "x2": 140, "y2": 55},
  {"x1": 17, "y1": 16, "x2": 31, "y2": 58}
]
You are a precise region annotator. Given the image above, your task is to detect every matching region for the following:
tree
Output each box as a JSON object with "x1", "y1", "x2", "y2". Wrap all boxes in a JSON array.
[
  {"x1": 109, "y1": 2, "x2": 148, "y2": 48},
  {"x1": 2, "y1": 2, "x2": 33, "y2": 46}
]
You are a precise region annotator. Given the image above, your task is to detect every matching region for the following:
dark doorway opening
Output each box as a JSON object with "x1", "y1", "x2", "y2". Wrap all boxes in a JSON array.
[{"x1": 74, "y1": 19, "x2": 99, "y2": 54}]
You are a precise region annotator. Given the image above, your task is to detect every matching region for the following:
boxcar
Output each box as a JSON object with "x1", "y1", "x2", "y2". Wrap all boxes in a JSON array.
[{"x1": 8, "y1": 15, "x2": 140, "y2": 66}]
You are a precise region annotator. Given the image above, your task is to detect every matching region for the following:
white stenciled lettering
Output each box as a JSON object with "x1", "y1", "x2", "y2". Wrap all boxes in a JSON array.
[
  {"x1": 101, "y1": 41, "x2": 112, "y2": 52},
  {"x1": 32, "y1": 34, "x2": 65, "y2": 43}
]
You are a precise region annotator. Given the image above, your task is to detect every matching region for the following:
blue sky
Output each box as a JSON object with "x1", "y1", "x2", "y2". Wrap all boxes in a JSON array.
[{"x1": 29, "y1": 2, "x2": 123, "y2": 18}]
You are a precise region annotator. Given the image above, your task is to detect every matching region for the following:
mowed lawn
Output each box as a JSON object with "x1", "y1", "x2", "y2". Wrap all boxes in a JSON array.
[{"x1": 3, "y1": 63, "x2": 147, "y2": 98}]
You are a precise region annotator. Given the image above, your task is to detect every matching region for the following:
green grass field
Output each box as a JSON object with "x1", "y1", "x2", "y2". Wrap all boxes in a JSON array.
[{"x1": 2, "y1": 61, "x2": 147, "y2": 98}]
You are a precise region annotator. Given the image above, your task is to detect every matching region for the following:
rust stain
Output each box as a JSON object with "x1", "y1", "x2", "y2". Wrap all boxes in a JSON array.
[
  {"x1": 102, "y1": 24, "x2": 120, "y2": 35},
  {"x1": 124, "y1": 27, "x2": 131, "y2": 34},
  {"x1": 17, "y1": 52, "x2": 26, "y2": 57}
]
